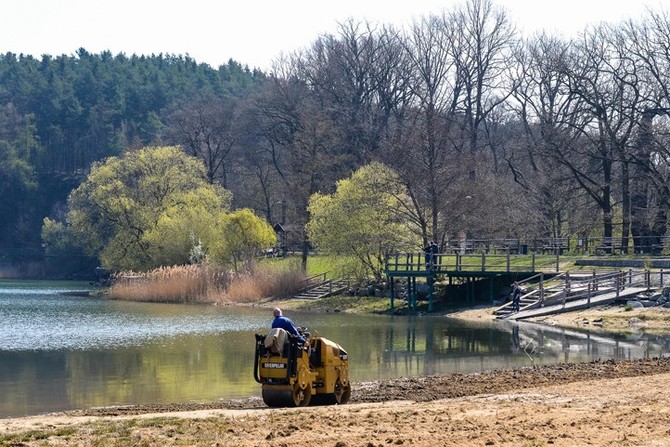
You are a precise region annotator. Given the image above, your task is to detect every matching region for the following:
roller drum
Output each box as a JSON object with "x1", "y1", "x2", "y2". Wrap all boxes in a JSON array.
[{"x1": 262, "y1": 383, "x2": 311, "y2": 407}]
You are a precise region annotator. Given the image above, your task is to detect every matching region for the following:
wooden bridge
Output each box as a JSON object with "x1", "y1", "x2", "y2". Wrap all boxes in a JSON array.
[
  {"x1": 385, "y1": 252, "x2": 668, "y2": 314},
  {"x1": 493, "y1": 270, "x2": 667, "y2": 320},
  {"x1": 385, "y1": 252, "x2": 565, "y2": 311}
]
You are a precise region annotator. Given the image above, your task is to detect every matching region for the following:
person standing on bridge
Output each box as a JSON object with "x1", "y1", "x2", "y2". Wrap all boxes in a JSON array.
[
  {"x1": 424, "y1": 241, "x2": 433, "y2": 270},
  {"x1": 430, "y1": 240, "x2": 439, "y2": 269}
]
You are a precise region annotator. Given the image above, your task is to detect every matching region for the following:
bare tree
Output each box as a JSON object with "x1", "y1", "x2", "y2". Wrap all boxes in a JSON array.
[
  {"x1": 450, "y1": 0, "x2": 516, "y2": 163},
  {"x1": 620, "y1": 12, "x2": 670, "y2": 249},
  {"x1": 508, "y1": 33, "x2": 603, "y2": 241},
  {"x1": 383, "y1": 0, "x2": 516, "y2": 247},
  {"x1": 562, "y1": 25, "x2": 644, "y2": 251},
  {"x1": 166, "y1": 95, "x2": 238, "y2": 188},
  {"x1": 250, "y1": 62, "x2": 342, "y2": 268},
  {"x1": 294, "y1": 20, "x2": 412, "y2": 167},
  {"x1": 397, "y1": 12, "x2": 462, "y2": 246}
]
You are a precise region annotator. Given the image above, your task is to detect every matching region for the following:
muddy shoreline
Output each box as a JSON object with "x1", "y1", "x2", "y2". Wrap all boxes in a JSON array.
[{"x1": 68, "y1": 356, "x2": 670, "y2": 417}]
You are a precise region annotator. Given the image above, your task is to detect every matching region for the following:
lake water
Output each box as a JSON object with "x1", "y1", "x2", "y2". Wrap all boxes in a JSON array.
[{"x1": 1, "y1": 280, "x2": 669, "y2": 418}]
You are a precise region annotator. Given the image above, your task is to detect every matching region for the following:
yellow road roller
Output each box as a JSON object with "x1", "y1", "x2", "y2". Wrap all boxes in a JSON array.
[{"x1": 253, "y1": 328, "x2": 351, "y2": 407}]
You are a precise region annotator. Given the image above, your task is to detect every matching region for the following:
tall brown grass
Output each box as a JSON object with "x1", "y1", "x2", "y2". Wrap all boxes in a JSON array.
[
  {"x1": 220, "y1": 264, "x2": 307, "y2": 303},
  {"x1": 107, "y1": 262, "x2": 307, "y2": 304}
]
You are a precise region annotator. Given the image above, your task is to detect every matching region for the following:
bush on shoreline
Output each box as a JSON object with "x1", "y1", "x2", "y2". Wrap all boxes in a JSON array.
[{"x1": 107, "y1": 262, "x2": 307, "y2": 304}]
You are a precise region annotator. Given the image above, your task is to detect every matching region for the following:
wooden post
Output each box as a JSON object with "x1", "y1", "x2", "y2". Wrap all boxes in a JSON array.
[
  {"x1": 412, "y1": 277, "x2": 417, "y2": 310},
  {"x1": 481, "y1": 253, "x2": 486, "y2": 272},
  {"x1": 587, "y1": 282, "x2": 591, "y2": 305},
  {"x1": 532, "y1": 253, "x2": 536, "y2": 272},
  {"x1": 389, "y1": 276, "x2": 394, "y2": 311},
  {"x1": 539, "y1": 272, "x2": 545, "y2": 306},
  {"x1": 407, "y1": 277, "x2": 412, "y2": 309},
  {"x1": 506, "y1": 252, "x2": 510, "y2": 272}
]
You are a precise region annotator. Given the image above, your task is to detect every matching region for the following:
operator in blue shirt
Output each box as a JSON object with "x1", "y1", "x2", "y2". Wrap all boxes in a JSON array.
[{"x1": 271, "y1": 307, "x2": 304, "y2": 341}]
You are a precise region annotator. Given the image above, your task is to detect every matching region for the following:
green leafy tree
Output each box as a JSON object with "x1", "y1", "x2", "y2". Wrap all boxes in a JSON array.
[
  {"x1": 210, "y1": 208, "x2": 277, "y2": 270},
  {"x1": 306, "y1": 162, "x2": 419, "y2": 281},
  {"x1": 44, "y1": 146, "x2": 232, "y2": 270}
]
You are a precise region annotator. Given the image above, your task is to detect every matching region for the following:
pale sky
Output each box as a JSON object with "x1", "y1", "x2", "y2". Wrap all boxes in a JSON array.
[{"x1": 0, "y1": 0, "x2": 664, "y2": 71}]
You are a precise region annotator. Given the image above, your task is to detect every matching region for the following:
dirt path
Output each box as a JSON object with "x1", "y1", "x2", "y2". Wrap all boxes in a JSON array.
[{"x1": 2, "y1": 357, "x2": 670, "y2": 446}]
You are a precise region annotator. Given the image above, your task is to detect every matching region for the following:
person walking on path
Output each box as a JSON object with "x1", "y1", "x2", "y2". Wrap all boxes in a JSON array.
[{"x1": 512, "y1": 282, "x2": 522, "y2": 313}]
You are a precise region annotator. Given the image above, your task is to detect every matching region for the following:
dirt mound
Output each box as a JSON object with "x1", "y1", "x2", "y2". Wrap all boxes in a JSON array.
[{"x1": 72, "y1": 356, "x2": 670, "y2": 416}]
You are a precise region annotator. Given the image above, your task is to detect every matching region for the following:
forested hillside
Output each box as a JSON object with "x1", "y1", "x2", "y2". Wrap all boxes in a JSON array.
[
  {"x1": 0, "y1": 49, "x2": 262, "y2": 266},
  {"x1": 2, "y1": 0, "x2": 670, "y2": 277}
]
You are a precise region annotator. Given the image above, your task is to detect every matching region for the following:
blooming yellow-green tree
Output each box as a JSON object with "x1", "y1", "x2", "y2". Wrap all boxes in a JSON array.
[
  {"x1": 306, "y1": 162, "x2": 419, "y2": 281},
  {"x1": 210, "y1": 208, "x2": 277, "y2": 270},
  {"x1": 43, "y1": 146, "x2": 232, "y2": 270}
]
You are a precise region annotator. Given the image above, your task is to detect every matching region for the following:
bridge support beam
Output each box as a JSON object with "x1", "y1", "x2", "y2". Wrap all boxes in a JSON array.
[
  {"x1": 427, "y1": 274, "x2": 434, "y2": 312},
  {"x1": 489, "y1": 276, "x2": 495, "y2": 304},
  {"x1": 389, "y1": 276, "x2": 394, "y2": 311}
]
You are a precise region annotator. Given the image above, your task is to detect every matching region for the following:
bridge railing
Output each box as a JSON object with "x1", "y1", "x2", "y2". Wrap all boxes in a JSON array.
[
  {"x1": 444, "y1": 235, "x2": 670, "y2": 255},
  {"x1": 385, "y1": 252, "x2": 562, "y2": 274},
  {"x1": 515, "y1": 269, "x2": 663, "y2": 310}
]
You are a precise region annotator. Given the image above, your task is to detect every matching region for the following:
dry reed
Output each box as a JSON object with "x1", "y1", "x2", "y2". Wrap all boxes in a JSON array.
[
  {"x1": 108, "y1": 264, "x2": 229, "y2": 304},
  {"x1": 107, "y1": 262, "x2": 306, "y2": 304},
  {"x1": 219, "y1": 264, "x2": 306, "y2": 303}
]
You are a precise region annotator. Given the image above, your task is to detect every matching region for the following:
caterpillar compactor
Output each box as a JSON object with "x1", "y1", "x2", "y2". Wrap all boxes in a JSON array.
[{"x1": 254, "y1": 328, "x2": 351, "y2": 407}]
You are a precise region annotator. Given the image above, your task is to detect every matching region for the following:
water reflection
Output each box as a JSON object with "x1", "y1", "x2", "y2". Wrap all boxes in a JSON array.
[{"x1": 1, "y1": 280, "x2": 669, "y2": 418}]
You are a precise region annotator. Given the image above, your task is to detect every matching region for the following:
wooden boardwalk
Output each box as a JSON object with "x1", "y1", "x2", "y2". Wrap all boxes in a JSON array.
[
  {"x1": 494, "y1": 269, "x2": 661, "y2": 320},
  {"x1": 505, "y1": 286, "x2": 648, "y2": 321}
]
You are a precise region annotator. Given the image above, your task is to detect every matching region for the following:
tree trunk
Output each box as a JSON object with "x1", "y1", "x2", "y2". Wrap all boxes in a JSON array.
[
  {"x1": 630, "y1": 110, "x2": 661, "y2": 254},
  {"x1": 602, "y1": 157, "x2": 614, "y2": 253},
  {"x1": 620, "y1": 160, "x2": 630, "y2": 254},
  {"x1": 301, "y1": 229, "x2": 309, "y2": 271}
]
